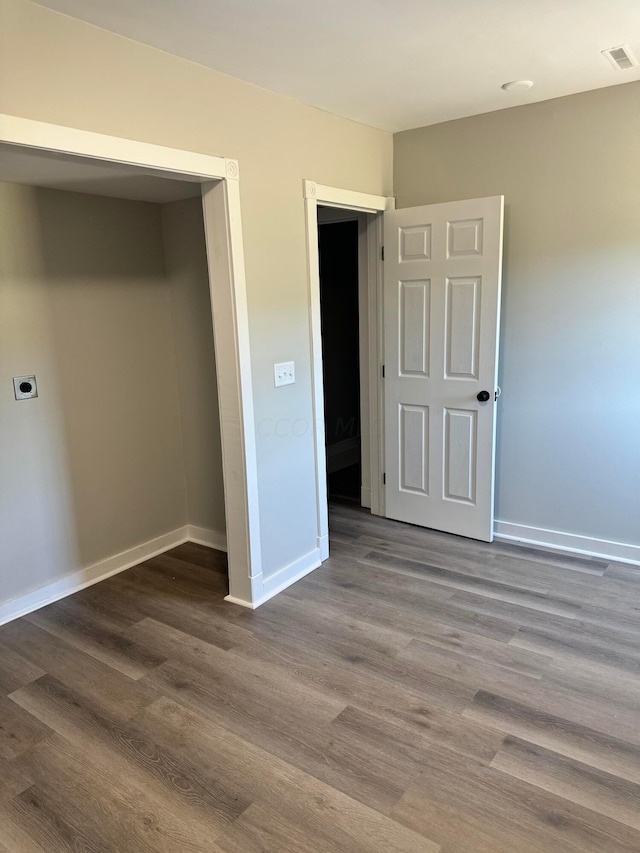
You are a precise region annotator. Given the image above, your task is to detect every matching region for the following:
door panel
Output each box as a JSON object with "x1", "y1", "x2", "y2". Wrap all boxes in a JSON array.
[
  {"x1": 445, "y1": 276, "x2": 480, "y2": 378},
  {"x1": 400, "y1": 224, "x2": 431, "y2": 261},
  {"x1": 400, "y1": 280, "x2": 430, "y2": 375},
  {"x1": 384, "y1": 196, "x2": 503, "y2": 541},
  {"x1": 400, "y1": 404, "x2": 429, "y2": 494},
  {"x1": 443, "y1": 407, "x2": 476, "y2": 504},
  {"x1": 447, "y1": 218, "x2": 483, "y2": 257}
]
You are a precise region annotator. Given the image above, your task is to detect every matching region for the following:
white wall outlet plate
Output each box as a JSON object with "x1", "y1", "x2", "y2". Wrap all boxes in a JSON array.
[
  {"x1": 274, "y1": 361, "x2": 295, "y2": 387},
  {"x1": 13, "y1": 375, "x2": 38, "y2": 400}
]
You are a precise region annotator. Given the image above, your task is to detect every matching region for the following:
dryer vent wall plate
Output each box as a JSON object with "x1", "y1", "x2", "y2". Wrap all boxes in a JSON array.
[{"x1": 13, "y1": 375, "x2": 38, "y2": 400}]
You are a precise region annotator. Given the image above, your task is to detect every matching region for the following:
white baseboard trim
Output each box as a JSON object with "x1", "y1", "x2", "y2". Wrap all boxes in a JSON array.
[
  {"x1": 224, "y1": 546, "x2": 322, "y2": 609},
  {"x1": 260, "y1": 547, "x2": 322, "y2": 600},
  {"x1": 187, "y1": 525, "x2": 227, "y2": 552},
  {"x1": 360, "y1": 487, "x2": 372, "y2": 509},
  {"x1": 0, "y1": 524, "x2": 229, "y2": 627},
  {"x1": 494, "y1": 520, "x2": 640, "y2": 566},
  {"x1": 0, "y1": 526, "x2": 189, "y2": 627}
]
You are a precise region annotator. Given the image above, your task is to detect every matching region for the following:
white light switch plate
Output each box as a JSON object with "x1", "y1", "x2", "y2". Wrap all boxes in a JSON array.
[{"x1": 274, "y1": 361, "x2": 295, "y2": 387}]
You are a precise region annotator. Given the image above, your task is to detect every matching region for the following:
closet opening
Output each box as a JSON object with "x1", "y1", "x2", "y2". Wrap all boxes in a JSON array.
[{"x1": 0, "y1": 119, "x2": 261, "y2": 623}]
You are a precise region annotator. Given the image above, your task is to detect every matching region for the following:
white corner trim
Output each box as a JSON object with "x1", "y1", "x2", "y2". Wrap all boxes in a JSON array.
[
  {"x1": 187, "y1": 525, "x2": 227, "y2": 552},
  {"x1": 223, "y1": 595, "x2": 255, "y2": 608},
  {"x1": 224, "y1": 158, "x2": 239, "y2": 180},
  {"x1": 318, "y1": 533, "x2": 330, "y2": 561},
  {"x1": 224, "y1": 546, "x2": 322, "y2": 609},
  {"x1": 303, "y1": 179, "x2": 318, "y2": 199},
  {"x1": 0, "y1": 527, "x2": 190, "y2": 627},
  {"x1": 494, "y1": 520, "x2": 640, "y2": 566}
]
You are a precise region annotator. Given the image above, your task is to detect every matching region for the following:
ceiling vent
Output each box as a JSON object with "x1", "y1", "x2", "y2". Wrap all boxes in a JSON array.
[{"x1": 602, "y1": 44, "x2": 639, "y2": 71}]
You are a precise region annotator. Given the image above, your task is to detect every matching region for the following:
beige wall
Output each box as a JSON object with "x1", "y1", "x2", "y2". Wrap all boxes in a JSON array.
[
  {"x1": 1, "y1": 183, "x2": 77, "y2": 604},
  {"x1": 0, "y1": 0, "x2": 392, "y2": 581},
  {"x1": 0, "y1": 183, "x2": 189, "y2": 605},
  {"x1": 394, "y1": 82, "x2": 640, "y2": 546},
  {"x1": 162, "y1": 198, "x2": 226, "y2": 535}
]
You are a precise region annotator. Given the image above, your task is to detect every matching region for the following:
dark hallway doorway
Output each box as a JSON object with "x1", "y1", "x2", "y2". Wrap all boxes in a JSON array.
[{"x1": 318, "y1": 216, "x2": 361, "y2": 501}]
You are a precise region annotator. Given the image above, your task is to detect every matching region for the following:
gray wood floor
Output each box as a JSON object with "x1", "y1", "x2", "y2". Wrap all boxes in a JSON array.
[{"x1": 1, "y1": 502, "x2": 640, "y2": 852}]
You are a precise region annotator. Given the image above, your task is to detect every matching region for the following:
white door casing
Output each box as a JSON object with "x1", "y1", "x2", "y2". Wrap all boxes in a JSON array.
[
  {"x1": 383, "y1": 196, "x2": 504, "y2": 541},
  {"x1": 303, "y1": 180, "x2": 393, "y2": 559}
]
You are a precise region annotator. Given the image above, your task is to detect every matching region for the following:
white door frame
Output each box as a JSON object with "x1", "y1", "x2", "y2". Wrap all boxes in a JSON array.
[
  {"x1": 0, "y1": 114, "x2": 262, "y2": 606},
  {"x1": 303, "y1": 180, "x2": 394, "y2": 558}
]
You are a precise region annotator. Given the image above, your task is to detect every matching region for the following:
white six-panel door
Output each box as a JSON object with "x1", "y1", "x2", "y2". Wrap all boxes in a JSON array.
[{"x1": 383, "y1": 196, "x2": 504, "y2": 541}]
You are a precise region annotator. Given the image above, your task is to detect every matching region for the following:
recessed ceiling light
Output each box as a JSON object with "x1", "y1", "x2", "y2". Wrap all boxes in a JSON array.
[{"x1": 501, "y1": 80, "x2": 534, "y2": 93}]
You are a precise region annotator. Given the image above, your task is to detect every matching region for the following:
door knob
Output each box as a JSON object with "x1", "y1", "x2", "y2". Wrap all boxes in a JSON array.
[{"x1": 477, "y1": 390, "x2": 490, "y2": 402}]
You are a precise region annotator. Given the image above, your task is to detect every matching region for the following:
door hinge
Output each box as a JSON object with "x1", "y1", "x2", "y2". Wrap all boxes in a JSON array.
[
  {"x1": 383, "y1": 473, "x2": 386, "y2": 485},
  {"x1": 381, "y1": 245, "x2": 385, "y2": 261},
  {"x1": 381, "y1": 364, "x2": 385, "y2": 378}
]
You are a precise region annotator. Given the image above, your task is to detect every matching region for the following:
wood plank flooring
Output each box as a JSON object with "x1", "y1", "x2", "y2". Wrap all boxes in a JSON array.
[{"x1": 1, "y1": 501, "x2": 640, "y2": 851}]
